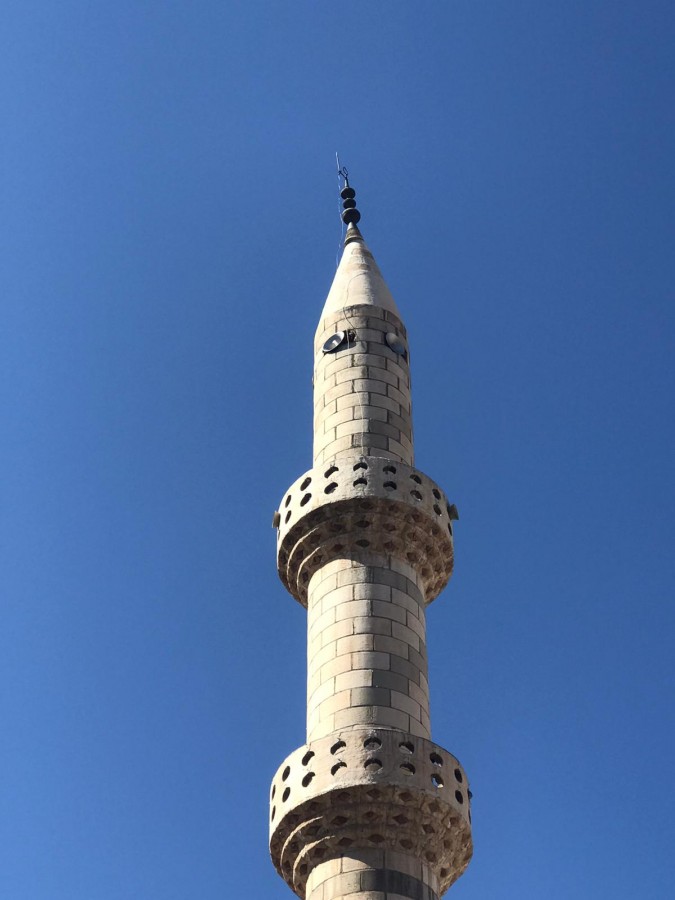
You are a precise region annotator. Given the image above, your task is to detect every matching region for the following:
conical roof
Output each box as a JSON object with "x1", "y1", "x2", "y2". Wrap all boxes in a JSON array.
[{"x1": 320, "y1": 223, "x2": 401, "y2": 318}]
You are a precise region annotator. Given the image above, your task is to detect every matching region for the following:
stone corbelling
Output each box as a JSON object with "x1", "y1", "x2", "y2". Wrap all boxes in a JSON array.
[
  {"x1": 269, "y1": 728, "x2": 472, "y2": 898},
  {"x1": 276, "y1": 456, "x2": 455, "y2": 607}
]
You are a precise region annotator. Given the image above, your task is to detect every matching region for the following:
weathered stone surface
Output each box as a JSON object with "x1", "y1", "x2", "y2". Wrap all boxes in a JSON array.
[
  {"x1": 276, "y1": 456, "x2": 455, "y2": 608},
  {"x1": 270, "y1": 216, "x2": 472, "y2": 899},
  {"x1": 269, "y1": 728, "x2": 472, "y2": 899}
]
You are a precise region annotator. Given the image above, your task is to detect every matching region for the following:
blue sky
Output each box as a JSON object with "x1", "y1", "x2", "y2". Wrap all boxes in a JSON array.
[{"x1": 1, "y1": 2, "x2": 674, "y2": 898}]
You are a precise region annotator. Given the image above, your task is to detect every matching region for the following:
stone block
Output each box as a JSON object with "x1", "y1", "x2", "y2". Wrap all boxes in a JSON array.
[
  {"x1": 350, "y1": 686, "x2": 391, "y2": 708},
  {"x1": 372, "y1": 599, "x2": 407, "y2": 625},
  {"x1": 351, "y1": 650, "x2": 391, "y2": 671},
  {"x1": 390, "y1": 690, "x2": 421, "y2": 719},
  {"x1": 391, "y1": 621, "x2": 421, "y2": 651},
  {"x1": 336, "y1": 633, "x2": 375, "y2": 656},
  {"x1": 335, "y1": 669, "x2": 372, "y2": 692},
  {"x1": 373, "y1": 634, "x2": 411, "y2": 658}
]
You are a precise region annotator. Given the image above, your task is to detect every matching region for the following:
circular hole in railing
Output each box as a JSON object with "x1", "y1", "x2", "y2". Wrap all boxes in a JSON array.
[
  {"x1": 455, "y1": 789, "x2": 464, "y2": 805},
  {"x1": 355, "y1": 539, "x2": 370, "y2": 548},
  {"x1": 363, "y1": 737, "x2": 382, "y2": 750},
  {"x1": 399, "y1": 741, "x2": 414, "y2": 754},
  {"x1": 383, "y1": 464, "x2": 397, "y2": 474},
  {"x1": 410, "y1": 489, "x2": 422, "y2": 501},
  {"x1": 433, "y1": 503, "x2": 442, "y2": 516},
  {"x1": 282, "y1": 787, "x2": 291, "y2": 802},
  {"x1": 325, "y1": 465, "x2": 339, "y2": 477},
  {"x1": 400, "y1": 838, "x2": 413, "y2": 850},
  {"x1": 331, "y1": 761, "x2": 347, "y2": 775},
  {"x1": 364, "y1": 758, "x2": 382, "y2": 772},
  {"x1": 324, "y1": 482, "x2": 338, "y2": 494},
  {"x1": 400, "y1": 762, "x2": 415, "y2": 775},
  {"x1": 271, "y1": 785, "x2": 276, "y2": 800},
  {"x1": 301, "y1": 751, "x2": 315, "y2": 766},
  {"x1": 300, "y1": 476, "x2": 312, "y2": 490},
  {"x1": 448, "y1": 523, "x2": 453, "y2": 536},
  {"x1": 432, "y1": 488, "x2": 441, "y2": 500},
  {"x1": 302, "y1": 772, "x2": 315, "y2": 787},
  {"x1": 285, "y1": 511, "x2": 292, "y2": 524},
  {"x1": 330, "y1": 739, "x2": 346, "y2": 755},
  {"x1": 271, "y1": 806, "x2": 276, "y2": 821},
  {"x1": 356, "y1": 519, "x2": 370, "y2": 528},
  {"x1": 300, "y1": 493, "x2": 311, "y2": 506},
  {"x1": 431, "y1": 774, "x2": 444, "y2": 788},
  {"x1": 353, "y1": 477, "x2": 367, "y2": 487},
  {"x1": 353, "y1": 461, "x2": 368, "y2": 471},
  {"x1": 454, "y1": 767, "x2": 463, "y2": 783},
  {"x1": 430, "y1": 752, "x2": 443, "y2": 767},
  {"x1": 284, "y1": 495, "x2": 292, "y2": 508},
  {"x1": 383, "y1": 481, "x2": 397, "y2": 490},
  {"x1": 410, "y1": 473, "x2": 422, "y2": 484},
  {"x1": 282, "y1": 766, "x2": 291, "y2": 781}
]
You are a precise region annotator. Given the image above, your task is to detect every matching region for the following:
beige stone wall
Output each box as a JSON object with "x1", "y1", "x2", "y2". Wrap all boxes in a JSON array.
[
  {"x1": 306, "y1": 850, "x2": 440, "y2": 900},
  {"x1": 269, "y1": 727, "x2": 472, "y2": 898},
  {"x1": 313, "y1": 306, "x2": 413, "y2": 466},
  {"x1": 276, "y1": 457, "x2": 456, "y2": 610},
  {"x1": 306, "y1": 556, "x2": 430, "y2": 743}
]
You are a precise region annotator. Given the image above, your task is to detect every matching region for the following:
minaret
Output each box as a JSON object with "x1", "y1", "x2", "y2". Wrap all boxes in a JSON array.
[{"x1": 270, "y1": 178, "x2": 472, "y2": 900}]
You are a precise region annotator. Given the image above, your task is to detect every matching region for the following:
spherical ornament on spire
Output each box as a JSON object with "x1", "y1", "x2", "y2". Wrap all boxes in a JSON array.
[{"x1": 340, "y1": 183, "x2": 361, "y2": 224}]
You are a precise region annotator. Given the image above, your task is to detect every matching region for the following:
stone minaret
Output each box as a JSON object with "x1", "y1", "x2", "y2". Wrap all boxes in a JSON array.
[{"x1": 270, "y1": 180, "x2": 472, "y2": 900}]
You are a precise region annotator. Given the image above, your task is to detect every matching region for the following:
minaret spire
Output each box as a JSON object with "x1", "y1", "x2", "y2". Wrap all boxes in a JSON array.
[
  {"x1": 270, "y1": 180, "x2": 472, "y2": 900},
  {"x1": 324, "y1": 173, "x2": 400, "y2": 320}
]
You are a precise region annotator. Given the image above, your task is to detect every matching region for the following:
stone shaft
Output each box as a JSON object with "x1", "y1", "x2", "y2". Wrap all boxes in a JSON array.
[
  {"x1": 313, "y1": 304, "x2": 413, "y2": 467},
  {"x1": 271, "y1": 223, "x2": 472, "y2": 899},
  {"x1": 307, "y1": 555, "x2": 430, "y2": 743}
]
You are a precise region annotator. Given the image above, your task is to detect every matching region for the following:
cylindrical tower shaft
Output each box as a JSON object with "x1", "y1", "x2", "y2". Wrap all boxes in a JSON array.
[
  {"x1": 307, "y1": 555, "x2": 430, "y2": 743},
  {"x1": 313, "y1": 284, "x2": 414, "y2": 467}
]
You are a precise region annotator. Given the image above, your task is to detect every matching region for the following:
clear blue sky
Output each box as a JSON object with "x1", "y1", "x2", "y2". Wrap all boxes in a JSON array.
[{"x1": 2, "y1": 2, "x2": 674, "y2": 898}]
